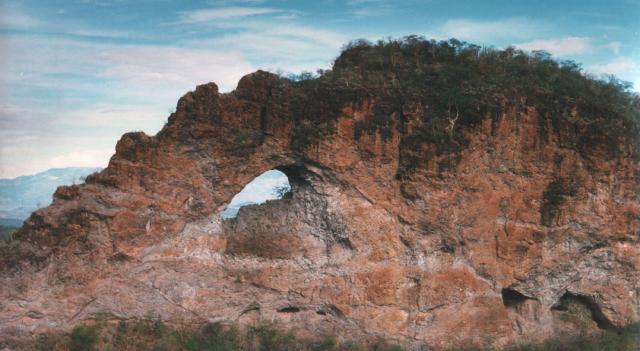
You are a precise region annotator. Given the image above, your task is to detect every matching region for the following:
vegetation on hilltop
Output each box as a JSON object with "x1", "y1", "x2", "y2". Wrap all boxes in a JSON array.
[{"x1": 284, "y1": 36, "x2": 640, "y2": 175}]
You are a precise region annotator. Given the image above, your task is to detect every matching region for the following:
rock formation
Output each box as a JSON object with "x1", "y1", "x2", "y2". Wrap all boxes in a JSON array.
[{"x1": 1, "y1": 38, "x2": 639, "y2": 349}]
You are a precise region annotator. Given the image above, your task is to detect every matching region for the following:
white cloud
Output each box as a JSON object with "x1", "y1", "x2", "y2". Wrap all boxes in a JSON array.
[
  {"x1": 0, "y1": 133, "x2": 118, "y2": 178},
  {"x1": 588, "y1": 57, "x2": 640, "y2": 92},
  {"x1": 1, "y1": 34, "x2": 255, "y2": 93},
  {"x1": 203, "y1": 31, "x2": 334, "y2": 63},
  {"x1": 604, "y1": 41, "x2": 621, "y2": 54},
  {"x1": 57, "y1": 107, "x2": 166, "y2": 130},
  {"x1": 0, "y1": 9, "x2": 347, "y2": 178},
  {"x1": 174, "y1": 6, "x2": 345, "y2": 69},
  {"x1": 0, "y1": 3, "x2": 131, "y2": 39},
  {"x1": 515, "y1": 37, "x2": 593, "y2": 56},
  {"x1": 97, "y1": 46, "x2": 254, "y2": 92},
  {"x1": 0, "y1": 5, "x2": 39, "y2": 29},
  {"x1": 0, "y1": 33, "x2": 257, "y2": 178},
  {"x1": 266, "y1": 25, "x2": 346, "y2": 49},
  {"x1": 184, "y1": 22, "x2": 347, "y2": 74},
  {"x1": 347, "y1": 0, "x2": 396, "y2": 18},
  {"x1": 49, "y1": 149, "x2": 114, "y2": 169},
  {"x1": 588, "y1": 57, "x2": 638, "y2": 75},
  {"x1": 438, "y1": 17, "x2": 543, "y2": 42},
  {"x1": 179, "y1": 7, "x2": 284, "y2": 23},
  {"x1": 64, "y1": 28, "x2": 133, "y2": 39}
]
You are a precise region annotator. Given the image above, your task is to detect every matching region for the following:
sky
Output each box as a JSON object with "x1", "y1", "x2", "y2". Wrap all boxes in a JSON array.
[
  {"x1": 221, "y1": 169, "x2": 290, "y2": 218},
  {"x1": 0, "y1": 0, "x2": 639, "y2": 178}
]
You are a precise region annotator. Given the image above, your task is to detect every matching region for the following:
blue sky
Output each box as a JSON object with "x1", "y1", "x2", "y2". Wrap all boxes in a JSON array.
[
  {"x1": 0, "y1": 0, "x2": 638, "y2": 178},
  {"x1": 222, "y1": 169, "x2": 290, "y2": 218}
]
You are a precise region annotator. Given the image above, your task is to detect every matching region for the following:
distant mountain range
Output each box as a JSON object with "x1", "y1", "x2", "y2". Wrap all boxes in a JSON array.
[{"x1": 0, "y1": 167, "x2": 102, "y2": 226}]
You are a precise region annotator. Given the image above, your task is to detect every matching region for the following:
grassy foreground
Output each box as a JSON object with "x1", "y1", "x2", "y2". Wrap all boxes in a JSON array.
[
  {"x1": 3, "y1": 315, "x2": 636, "y2": 351},
  {"x1": 21, "y1": 315, "x2": 401, "y2": 351}
]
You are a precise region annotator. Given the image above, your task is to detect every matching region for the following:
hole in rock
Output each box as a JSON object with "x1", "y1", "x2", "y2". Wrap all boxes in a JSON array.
[
  {"x1": 501, "y1": 288, "x2": 532, "y2": 308},
  {"x1": 277, "y1": 306, "x2": 301, "y2": 313},
  {"x1": 551, "y1": 292, "x2": 615, "y2": 330},
  {"x1": 221, "y1": 170, "x2": 291, "y2": 219}
]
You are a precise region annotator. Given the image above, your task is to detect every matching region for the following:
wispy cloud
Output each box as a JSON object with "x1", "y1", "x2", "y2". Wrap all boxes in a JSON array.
[
  {"x1": 183, "y1": 21, "x2": 348, "y2": 73},
  {"x1": 55, "y1": 107, "x2": 167, "y2": 129},
  {"x1": 604, "y1": 41, "x2": 621, "y2": 54},
  {"x1": 515, "y1": 37, "x2": 593, "y2": 56},
  {"x1": 179, "y1": 7, "x2": 286, "y2": 23},
  {"x1": 588, "y1": 57, "x2": 640, "y2": 92},
  {"x1": 0, "y1": 1, "x2": 350, "y2": 177},
  {"x1": 97, "y1": 45, "x2": 254, "y2": 91},
  {"x1": 0, "y1": 32, "x2": 256, "y2": 177},
  {"x1": 588, "y1": 57, "x2": 638, "y2": 75},
  {"x1": 49, "y1": 148, "x2": 114, "y2": 169},
  {"x1": 0, "y1": 3, "x2": 132, "y2": 40},
  {"x1": 0, "y1": 4, "x2": 39, "y2": 29},
  {"x1": 347, "y1": 0, "x2": 397, "y2": 18},
  {"x1": 437, "y1": 17, "x2": 544, "y2": 42}
]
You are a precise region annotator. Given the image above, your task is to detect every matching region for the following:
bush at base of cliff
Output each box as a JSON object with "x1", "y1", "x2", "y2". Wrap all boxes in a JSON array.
[
  {"x1": 27, "y1": 317, "x2": 375, "y2": 351},
  {"x1": 20, "y1": 319, "x2": 639, "y2": 351},
  {"x1": 69, "y1": 325, "x2": 99, "y2": 351},
  {"x1": 452, "y1": 322, "x2": 639, "y2": 351},
  {"x1": 505, "y1": 323, "x2": 639, "y2": 351}
]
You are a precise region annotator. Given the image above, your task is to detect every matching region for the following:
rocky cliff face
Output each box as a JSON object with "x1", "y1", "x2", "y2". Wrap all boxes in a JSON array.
[{"x1": 1, "y1": 39, "x2": 639, "y2": 349}]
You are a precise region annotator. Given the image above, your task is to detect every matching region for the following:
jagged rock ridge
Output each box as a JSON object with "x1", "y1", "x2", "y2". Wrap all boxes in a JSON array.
[{"x1": 1, "y1": 38, "x2": 639, "y2": 349}]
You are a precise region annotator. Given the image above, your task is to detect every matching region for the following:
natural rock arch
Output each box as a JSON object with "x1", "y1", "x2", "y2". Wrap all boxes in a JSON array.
[
  {"x1": 222, "y1": 163, "x2": 352, "y2": 260},
  {"x1": 1, "y1": 41, "x2": 639, "y2": 349}
]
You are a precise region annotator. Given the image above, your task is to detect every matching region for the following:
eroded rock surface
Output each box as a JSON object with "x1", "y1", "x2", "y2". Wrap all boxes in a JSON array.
[{"x1": 1, "y1": 45, "x2": 639, "y2": 349}]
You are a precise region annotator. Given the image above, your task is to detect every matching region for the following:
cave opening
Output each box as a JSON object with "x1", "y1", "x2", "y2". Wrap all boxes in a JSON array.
[
  {"x1": 551, "y1": 292, "x2": 616, "y2": 330},
  {"x1": 221, "y1": 169, "x2": 292, "y2": 219},
  {"x1": 501, "y1": 288, "x2": 532, "y2": 308}
]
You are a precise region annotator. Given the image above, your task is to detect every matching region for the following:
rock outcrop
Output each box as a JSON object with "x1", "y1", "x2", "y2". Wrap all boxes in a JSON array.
[{"x1": 1, "y1": 39, "x2": 639, "y2": 349}]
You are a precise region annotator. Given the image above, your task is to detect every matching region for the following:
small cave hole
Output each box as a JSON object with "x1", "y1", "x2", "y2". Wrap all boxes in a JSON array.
[
  {"x1": 277, "y1": 306, "x2": 301, "y2": 313},
  {"x1": 501, "y1": 288, "x2": 531, "y2": 308},
  {"x1": 551, "y1": 292, "x2": 615, "y2": 330},
  {"x1": 221, "y1": 169, "x2": 291, "y2": 219}
]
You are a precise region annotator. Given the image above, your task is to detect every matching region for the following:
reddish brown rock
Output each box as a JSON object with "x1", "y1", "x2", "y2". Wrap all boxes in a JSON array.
[{"x1": 0, "y1": 64, "x2": 638, "y2": 349}]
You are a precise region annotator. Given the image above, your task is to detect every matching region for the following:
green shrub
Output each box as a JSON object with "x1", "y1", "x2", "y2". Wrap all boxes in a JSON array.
[
  {"x1": 69, "y1": 325, "x2": 99, "y2": 351},
  {"x1": 16, "y1": 317, "x2": 640, "y2": 351},
  {"x1": 373, "y1": 342, "x2": 404, "y2": 351},
  {"x1": 249, "y1": 323, "x2": 297, "y2": 351},
  {"x1": 505, "y1": 321, "x2": 640, "y2": 351},
  {"x1": 183, "y1": 323, "x2": 241, "y2": 351},
  {"x1": 140, "y1": 310, "x2": 166, "y2": 336},
  {"x1": 312, "y1": 336, "x2": 337, "y2": 351}
]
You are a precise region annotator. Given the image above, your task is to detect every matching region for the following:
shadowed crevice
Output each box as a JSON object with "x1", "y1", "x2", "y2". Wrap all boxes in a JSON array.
[
  {"x1": 501, "y1": 288, "x2": 535, "y2": 308},
  {"x1": 551, "y1": 292, "x2": 616, "y2": 330},
  {"x1": 277, "y1": 306, "x2": 301, "y2": 313}
]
